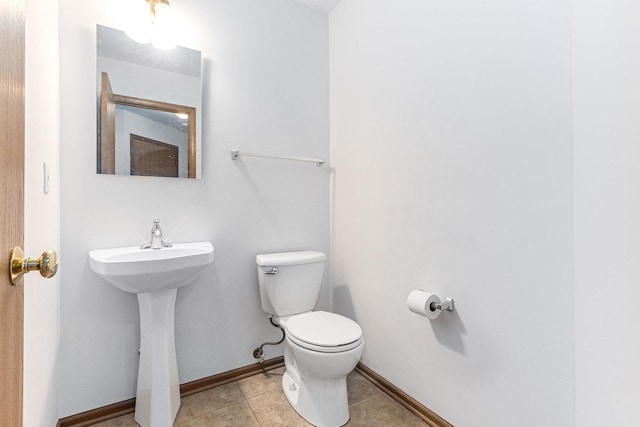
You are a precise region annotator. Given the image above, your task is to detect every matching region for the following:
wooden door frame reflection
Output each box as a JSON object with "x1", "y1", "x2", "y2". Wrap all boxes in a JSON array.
[{"x1": 98, "y1": 72, "x2": 196, "y2": 178}]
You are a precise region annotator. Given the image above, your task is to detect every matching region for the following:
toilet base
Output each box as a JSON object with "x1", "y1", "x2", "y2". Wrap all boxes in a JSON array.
[{"x1": 282, "y1": 366, "x2": 350, "y2": 427}]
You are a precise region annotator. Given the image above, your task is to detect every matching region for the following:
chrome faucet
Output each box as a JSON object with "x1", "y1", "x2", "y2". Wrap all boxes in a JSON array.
[{"x1": 141, "y1": 219, "x2": 172, "y2": 249}]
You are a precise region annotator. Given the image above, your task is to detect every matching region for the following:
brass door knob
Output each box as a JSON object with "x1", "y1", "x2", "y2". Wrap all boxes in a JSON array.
[{"x1": 10, "y1": 246, "x2": 58, "y2": 285}]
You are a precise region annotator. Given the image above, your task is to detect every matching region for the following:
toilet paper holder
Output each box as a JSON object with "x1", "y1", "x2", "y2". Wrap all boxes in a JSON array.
[
  {"x1": 430, "y1": 298, "x2": 454, "y2": 313},
  {"x1": 407, "y1": 290, "x2": 454, "y2": 319}
]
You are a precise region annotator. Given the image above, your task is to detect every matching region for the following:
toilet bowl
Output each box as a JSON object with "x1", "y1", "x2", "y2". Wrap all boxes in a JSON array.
[
  {"x1": 279, "y1": 311, "x2": 364, "y2": 427},
  {"x1": 256, "y1": 251, "x2": 364, "y2": 427}
]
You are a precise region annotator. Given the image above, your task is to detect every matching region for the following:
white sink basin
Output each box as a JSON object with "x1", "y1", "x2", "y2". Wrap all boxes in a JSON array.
[
  {"x1": 89, "y1": 241, "x2": 214, "y2": 294},
  {"x1": 88, "y1": 241, "x2": 214, "y2": 427}
]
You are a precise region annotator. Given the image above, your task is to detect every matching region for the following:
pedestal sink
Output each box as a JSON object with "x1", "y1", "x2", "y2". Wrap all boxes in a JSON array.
[{"x1": 89, "y1": 242, "x2": 214, "y2": 427}]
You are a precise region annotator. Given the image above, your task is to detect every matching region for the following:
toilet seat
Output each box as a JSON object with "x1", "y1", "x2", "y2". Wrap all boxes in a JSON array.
[{"x1": 286, "y1": 311, "x2": 363, "y2": 353}]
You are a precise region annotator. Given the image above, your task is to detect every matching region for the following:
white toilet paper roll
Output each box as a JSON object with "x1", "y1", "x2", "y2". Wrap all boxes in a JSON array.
[{"x1": 407, "y1": 290, "x2": 442, "y2": 319}]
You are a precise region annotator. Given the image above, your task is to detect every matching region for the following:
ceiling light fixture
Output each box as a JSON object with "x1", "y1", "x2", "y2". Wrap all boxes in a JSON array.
[{"x1": 125, "y1": 0, "x2": 175, "y2": 49}]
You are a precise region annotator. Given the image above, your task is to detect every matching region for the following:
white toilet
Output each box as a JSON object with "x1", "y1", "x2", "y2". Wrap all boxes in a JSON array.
[{"x1": 256, "y1": 251, "x2": 364, "y2": 427}]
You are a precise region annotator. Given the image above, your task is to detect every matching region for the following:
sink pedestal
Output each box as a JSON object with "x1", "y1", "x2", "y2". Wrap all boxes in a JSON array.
[{"x1": 135, "y1": 289, "x2": 181, "y2": 427}]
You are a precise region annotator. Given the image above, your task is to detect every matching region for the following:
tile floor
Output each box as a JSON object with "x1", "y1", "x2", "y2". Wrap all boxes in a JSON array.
[{"x1": 91, "y1": 367, "x2": 428, "y2": 426}]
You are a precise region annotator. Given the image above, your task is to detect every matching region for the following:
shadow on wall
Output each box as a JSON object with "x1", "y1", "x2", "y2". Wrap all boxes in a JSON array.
[
  {"x1": 332, "y1": 285, "x2": 356, "y2": 320},
  {"x1": 429, "y1": 303, "x2": 467, "y2": 356}
]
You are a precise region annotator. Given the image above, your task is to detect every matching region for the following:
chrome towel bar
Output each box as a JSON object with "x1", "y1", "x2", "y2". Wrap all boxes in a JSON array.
[{"x1": 230, "y1": 149, "x2": 325, "y2": 167}]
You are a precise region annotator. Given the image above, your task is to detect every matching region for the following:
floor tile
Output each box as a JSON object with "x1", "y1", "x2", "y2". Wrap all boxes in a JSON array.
[
  {"x1": 175, "y1": 401, "x2": 260, "y2": 427},
  {"x1": 247, "y1": 388, "x2": 313, "y2": 427},
  {"x1": 346, "y1": 393, "x2": 428, "y2": 427},
  {"x1": 176, "y1": 382, "x2": 245, "y2": 420},
  {"x1": 237, "y1": 366, "x2": 285, "y2": 399},
  {"x1": 90, "y1": 413, "x2": 137, "y2": 427},
  {"x1": 347, "y1": 371, "x2": 382, "y2": 407}
]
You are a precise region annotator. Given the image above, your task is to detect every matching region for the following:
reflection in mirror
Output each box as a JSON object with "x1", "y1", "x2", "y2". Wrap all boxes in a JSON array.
[{"x1": 97, "y1": 25, "x2": 202, "y2": 178}]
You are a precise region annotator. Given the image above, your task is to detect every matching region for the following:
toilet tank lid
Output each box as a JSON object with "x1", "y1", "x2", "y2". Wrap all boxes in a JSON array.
[{"x1": 256, "y1": 251, "x2": 326, "y2": 266}]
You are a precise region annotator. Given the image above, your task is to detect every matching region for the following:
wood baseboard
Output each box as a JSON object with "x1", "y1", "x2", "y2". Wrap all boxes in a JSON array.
[
  {"x1": 57, "y1": 358, "x2": 452, "y2": 427},
  {"x1": 355, "y1": 362, "x2": 454, "y2": 427},
  {"x1": 56, "y1": 357, "x2": 284, "y2": 427},
  {"x1": 180, "y1": 356, "x2": 284, "y2": 398}
]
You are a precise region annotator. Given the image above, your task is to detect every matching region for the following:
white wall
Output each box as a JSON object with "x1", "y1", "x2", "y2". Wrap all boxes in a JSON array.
[
  {"x1": 58, "y1": 0, "x2": 328, "y2": 417},
  {"x1": 329, "y1": 1, "x2": 574, "y2": 426},
  {"x1": 573, "y1": 1, "x2": 640, "y2": 425},
  {"x1": 96, "y1": 57, "x2": 201, "y2": 107},
  {"x1": 23, "y1": 0, "x2": 60, "y2": 425}
]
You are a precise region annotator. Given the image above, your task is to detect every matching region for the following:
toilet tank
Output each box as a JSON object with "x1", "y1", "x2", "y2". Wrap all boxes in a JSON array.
[{"x1": 256, "y1": 251, "x2": 326, "y2": 317}]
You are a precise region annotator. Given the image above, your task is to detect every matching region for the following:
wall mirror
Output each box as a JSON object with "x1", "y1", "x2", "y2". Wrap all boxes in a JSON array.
[{"x1": 97, "y1": 25, "x2": 202, "y2": 178}]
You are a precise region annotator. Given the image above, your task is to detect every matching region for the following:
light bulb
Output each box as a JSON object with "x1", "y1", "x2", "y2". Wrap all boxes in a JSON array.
[
  {"x1": 153, "y1": 2, "x2": 170, "y2": 23},
  {"x1": 124, "y1": 0, "x2": 175, "y2": 48},
  {"x1": 125, "y1": 0, "x2": 153, "y2": 44},
  {"x1": 151, "y1": 2, "x2": 175, "y2": 49}
]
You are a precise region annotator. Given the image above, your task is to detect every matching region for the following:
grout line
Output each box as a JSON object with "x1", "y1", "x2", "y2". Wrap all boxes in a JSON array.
[
  {"x1": 239, "y1": 399, "x2": 262, "y2": 427},
  {"x1": 348, "y1": 392, "x2": 382, "y2": 409},
  {"x1": 244, "y1": 393, "x2": 264, "y2": 427},
  {"x1": 242, "y1": 366, "x2": 282, "y2": 427}
]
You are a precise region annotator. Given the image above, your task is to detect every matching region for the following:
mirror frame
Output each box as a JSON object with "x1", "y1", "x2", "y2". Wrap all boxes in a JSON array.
[{"x1": 98, "y1": 72, "x2": 196, "y2": 178}]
